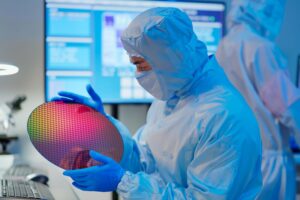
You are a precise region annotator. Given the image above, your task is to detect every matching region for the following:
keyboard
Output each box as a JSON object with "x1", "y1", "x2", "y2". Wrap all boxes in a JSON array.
[
  {"x1": 4, "y1": 165, "x2": 40, "y2": 180},
  {"x1": 0, "y1": 179, "x2": 55, "y2": 199}
]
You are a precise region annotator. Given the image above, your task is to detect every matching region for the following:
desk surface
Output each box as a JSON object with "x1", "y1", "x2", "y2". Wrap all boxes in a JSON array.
[{"x1": 0, "y1": 165, "x2": 79, "y2": 200}]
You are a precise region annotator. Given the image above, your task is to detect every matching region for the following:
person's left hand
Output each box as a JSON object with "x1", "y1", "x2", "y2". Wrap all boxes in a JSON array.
[
  {"x1": 63, "y1": 150, "x2": 125, "y2": 192},
  {"x1": 51, "y1": 84, "x2": 106, "y2": 115}
]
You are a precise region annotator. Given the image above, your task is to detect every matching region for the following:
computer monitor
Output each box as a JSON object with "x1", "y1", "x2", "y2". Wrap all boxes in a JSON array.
[
  {"x1": 45, "y1": 0, "x2": 226, "y2": 103},
  {"x1": 297, "y1": 55, "x2": 300, "y2": 88}
]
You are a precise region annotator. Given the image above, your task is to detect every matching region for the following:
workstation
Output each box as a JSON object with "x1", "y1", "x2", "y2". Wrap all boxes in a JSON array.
[{"x1": 0, "y1": 0, "x2": 300, "y2": 199}]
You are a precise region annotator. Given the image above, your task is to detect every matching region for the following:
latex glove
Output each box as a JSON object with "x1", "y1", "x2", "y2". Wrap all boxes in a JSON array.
[
  {"x1": 63, "y1": 150, "x2": 125, "y2": 192},
  {"x1": 52, "y1": 84, "x2": 105, "y2": 115}
]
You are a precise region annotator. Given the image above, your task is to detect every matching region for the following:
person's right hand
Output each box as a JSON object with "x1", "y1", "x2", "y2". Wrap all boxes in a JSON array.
[{"x1": 52, "y1": 84, "x2": 105, "y2": 115}]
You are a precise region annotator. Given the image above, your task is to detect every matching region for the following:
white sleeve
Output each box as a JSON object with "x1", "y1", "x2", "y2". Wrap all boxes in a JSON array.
[
  {"x1": 252, "y1": 44, "x2": 300, "y2": 140},
  {"x1": 107, "y1": 116, "x2": 156, "y2": 173}
]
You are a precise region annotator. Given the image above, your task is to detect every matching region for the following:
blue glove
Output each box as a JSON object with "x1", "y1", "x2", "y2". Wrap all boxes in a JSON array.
[
  {"x1": 51, "y1": 84, "x2": 105, "y2": 115},
  {"x1": 63, "y1": 150, "x2": 125, "y2": 192}
]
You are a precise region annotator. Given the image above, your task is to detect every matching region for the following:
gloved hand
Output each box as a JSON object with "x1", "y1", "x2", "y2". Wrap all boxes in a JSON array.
[
  {"x1": 51, "y1": 84, "x2": 105, "y2": 115},
  {"x1": 63, "y1": 150, "x2": 125, "y2": 192}
]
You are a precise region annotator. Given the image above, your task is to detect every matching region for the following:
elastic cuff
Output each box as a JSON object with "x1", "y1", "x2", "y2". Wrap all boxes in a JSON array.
[{"x1": 117, "y1": 171, "x2": 137, "y2": 192}]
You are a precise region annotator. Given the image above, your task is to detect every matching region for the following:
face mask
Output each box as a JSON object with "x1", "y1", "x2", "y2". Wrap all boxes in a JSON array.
[{"x1": 135, "y1": 70, "x2": 171, "y2": 100}]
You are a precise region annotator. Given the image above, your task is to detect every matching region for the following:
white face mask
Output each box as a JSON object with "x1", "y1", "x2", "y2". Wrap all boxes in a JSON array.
[{"x1": 135, "y1": 70, "x2": 172, "y2": 100}]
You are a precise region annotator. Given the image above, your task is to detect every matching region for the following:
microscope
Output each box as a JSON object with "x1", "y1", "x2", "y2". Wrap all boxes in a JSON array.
[{"x1": 0, "y1": 96, "x2": 26, "y2": 170}]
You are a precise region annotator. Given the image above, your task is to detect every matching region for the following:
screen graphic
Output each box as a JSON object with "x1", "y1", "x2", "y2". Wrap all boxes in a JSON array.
[
  {"x1": 45, "y1": 0, "x2": 226, "y2": 103},
  {"x1": 27, "y1": 101, "x2": 123, "y2": 170}
]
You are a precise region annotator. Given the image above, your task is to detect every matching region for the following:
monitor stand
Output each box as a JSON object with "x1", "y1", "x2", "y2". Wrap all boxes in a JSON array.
[{"x1": 111, "y1": 105, "x2": 119, "y2": 200}]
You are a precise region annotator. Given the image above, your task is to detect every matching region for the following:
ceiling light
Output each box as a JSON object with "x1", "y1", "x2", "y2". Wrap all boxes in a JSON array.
[{"x1": 0, "y1": 64, "x2": 19, "y2": 76}]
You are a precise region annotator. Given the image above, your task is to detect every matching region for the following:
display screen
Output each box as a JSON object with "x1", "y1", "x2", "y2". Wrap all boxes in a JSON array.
[
  {"x1": 45, "y1": 0, "x2": 226, "y2": 103},
  {"x1": 297, "y1": 55, "x2": 300, "y2": 88}
]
